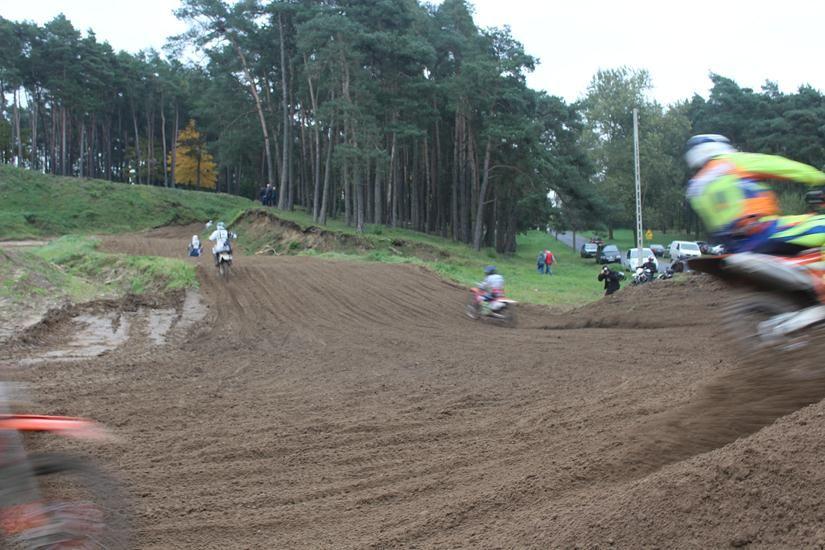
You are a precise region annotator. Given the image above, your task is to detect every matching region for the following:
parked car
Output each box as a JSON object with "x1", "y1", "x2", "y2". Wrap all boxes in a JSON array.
[
  {"x1": 624, "y1": 247, "x2": 656, "y2": 271},
  {"x1": 596, "y1": 244, "x2": 622, "y2": 264},
  {"x1": 649, "y1": 244, "x2": 665, "y2": 257},
  {"x1": 668, "y1": 240, "x2": 702, "y2": 261},
  {"x1": 580, "y1": 242, "x2": 598, "y2": 258},
  {"x1": 709, "y1": 243, "x2": 726, "y2": 255},
  {"x1": 696, "y1": 241, "x2": 710, "y2": 254}
]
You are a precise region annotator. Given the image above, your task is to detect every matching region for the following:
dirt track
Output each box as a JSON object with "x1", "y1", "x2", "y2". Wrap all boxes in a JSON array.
[{"x1": 10, "y1": 226, "x2": 825, "y2": 548}]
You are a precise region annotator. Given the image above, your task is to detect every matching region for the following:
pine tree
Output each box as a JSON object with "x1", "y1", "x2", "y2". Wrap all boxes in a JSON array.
[{"x1": 171, "y1": 119, "x2": 216, "y2": 189}]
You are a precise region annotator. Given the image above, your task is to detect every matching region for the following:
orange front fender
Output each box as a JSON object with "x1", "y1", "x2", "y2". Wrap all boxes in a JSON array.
[{"x1": 0, "y1": 415, "x2": 112, "y2": 441}]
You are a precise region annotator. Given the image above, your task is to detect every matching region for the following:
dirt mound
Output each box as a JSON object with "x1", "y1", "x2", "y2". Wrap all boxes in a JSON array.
[
  {"x1": 555, "y1": 398, "x2": 825, "y2": 548},
  {"x1": 14, "y1": 227, "x2": 825, "y2": 548},
  {"x1": 540, "y1": 273, "x2": 728, "y2": 329},
  {"x1": 99, "y1": 223, "x2": 202, "y2": 258},
  {"x1": 236, "y1": 209, "x2": 452, "y2": 261}
]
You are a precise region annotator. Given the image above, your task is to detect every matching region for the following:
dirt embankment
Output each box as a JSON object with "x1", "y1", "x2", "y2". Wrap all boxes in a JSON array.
[
  {"x1": 234, "y1": 209, "x2": 453, "y2": 261},
  {"x1": 12, "y1": 223, "x2": 825, "y2": 548}
]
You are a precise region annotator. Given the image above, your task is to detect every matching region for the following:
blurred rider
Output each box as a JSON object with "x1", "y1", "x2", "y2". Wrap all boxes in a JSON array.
[
  {"x1": 684, "y1": 134, "x2": 825, "y2": 254},
  {"x1": 479, "y1": 265, "x2": 504, "y2": 312},
  {"x1": 208, "y1": 221, "x2": 236, "y2": 266}
]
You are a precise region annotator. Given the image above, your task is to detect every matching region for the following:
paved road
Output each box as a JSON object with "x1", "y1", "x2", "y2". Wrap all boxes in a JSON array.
[{"x1": 552, "y1": 231, "x2": 673, "y2": 273}]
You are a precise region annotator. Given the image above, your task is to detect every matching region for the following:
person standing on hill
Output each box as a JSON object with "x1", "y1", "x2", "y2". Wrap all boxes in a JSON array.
[
  {"x1": 536, "y1": 250, "x2": 546, "y2": 273},
  {"x1": 598, "y1": 265, "x2": 621, "y2": 296},
  {"x1": 544, "y1": 249, "x2": 555, "y2": 275}
]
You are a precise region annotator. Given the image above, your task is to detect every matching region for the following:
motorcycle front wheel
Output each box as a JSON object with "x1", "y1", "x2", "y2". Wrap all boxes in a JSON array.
[
  {"x1": 724, "y1": 291, "x2": 811, "y2": 355},
  {"x1": 218, "y1": 261, "x2": 231, "y2": 280},
  {"x1": 493, "y1": 304, "x2": 517, "y2": 328},
  {"x1": 465, "y1": 295, "x2": 480, "y2": 320},
  {"x1": 8, "y1": 453, "x2": 132, "y2": 549}
]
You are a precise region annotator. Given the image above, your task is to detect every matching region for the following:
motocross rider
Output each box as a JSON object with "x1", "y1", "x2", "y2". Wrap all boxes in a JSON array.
[
  {"x1": 684, "y1": 134, "x2": 825, "y2": 254},
  {"x1": 479, "y1": 265, "x2": 505, "y2": 312},
  {"x1": 208, "y1": 221, "x2": 236, "y2": 266},
  {"x1": 640, "y1": 256, "x2": 658, "y2": 274}
]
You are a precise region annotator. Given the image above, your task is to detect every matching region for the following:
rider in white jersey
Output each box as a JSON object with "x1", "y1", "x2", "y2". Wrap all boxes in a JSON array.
[{"x1": 208, "y1": 221, "x2": 236, "y2": 266}]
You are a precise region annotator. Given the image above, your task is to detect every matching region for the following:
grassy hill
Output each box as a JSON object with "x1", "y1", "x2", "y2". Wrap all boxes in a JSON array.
[{"x1": 0, "y1": 165, "x2": 252, "y2": 239}]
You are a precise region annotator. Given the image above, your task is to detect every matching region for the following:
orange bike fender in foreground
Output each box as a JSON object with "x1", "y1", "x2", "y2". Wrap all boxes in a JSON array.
[{"x1": 0, "y1": 415, "x2": 112, "y2": 441}]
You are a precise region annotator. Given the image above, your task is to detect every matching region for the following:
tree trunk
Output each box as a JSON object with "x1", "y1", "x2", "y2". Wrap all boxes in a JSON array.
[
  {"x1": 161, "y1": 93, "x2": 168, "y2": 187},
  {"x1": 132, "y1": 105, "x2": 140, "y2": 184},
  {"x1": 319, "y1": 120, "x2": 334, "y2": 226},
  {"x1": 61, "y1": 106, "x2": 67, "y2": 176},
  {"x1": 13, "y1": 90, "x2": 22, "y2": 166},
  {"x1": 373, "y1": 160, "x2": 382, "y2": 225},
  {"x1": 171, "y1": 103, "x2": 179, "y2": 188},
  {"x1": 472, "y1": 138, "x2": 492, "y2": 251},
  {"x1": 226, "y1": 32, "x2": 275, "y2": 189},
  {"x1": 390, "y1": 133, "x2": 398, "y2": 227},
  {"x1": 30, "y1": 94, "x2": 38, "y2": 170},
  {"x1": 277, "y1": 12, "x2": 290, "y2": 209},
  {"x1": 79, "y1": 118, "x2": 86, "y2": 177}
]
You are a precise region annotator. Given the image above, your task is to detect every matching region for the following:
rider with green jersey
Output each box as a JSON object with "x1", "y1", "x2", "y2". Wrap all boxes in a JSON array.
[{"x1": 685, "y1": 134, "x2": 825, "y2": 254}]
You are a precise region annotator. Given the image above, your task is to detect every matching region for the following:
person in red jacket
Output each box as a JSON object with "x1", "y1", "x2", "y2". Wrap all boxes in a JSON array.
[{"x1": 544, "y1": 249, "x2": 555, "y2": 275}]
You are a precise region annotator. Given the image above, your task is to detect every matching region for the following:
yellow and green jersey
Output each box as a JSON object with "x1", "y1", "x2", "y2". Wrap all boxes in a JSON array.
[{"x1": 687, "y1": 152, "x2": 825, "y2": 234}]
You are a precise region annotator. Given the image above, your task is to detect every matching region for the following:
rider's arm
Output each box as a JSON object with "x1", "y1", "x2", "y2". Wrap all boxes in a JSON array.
[
  {"x1": 729, "y1": 152, "x2": 825, "y2": 185},
  {"x1": 208, "y1": 230, "x2": 219, "y2": 241}
]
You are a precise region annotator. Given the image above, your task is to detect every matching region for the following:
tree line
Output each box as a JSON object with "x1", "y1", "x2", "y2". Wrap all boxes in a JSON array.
[{"x1": 2, "y1": 1, "x2": 825, "y2": 251}]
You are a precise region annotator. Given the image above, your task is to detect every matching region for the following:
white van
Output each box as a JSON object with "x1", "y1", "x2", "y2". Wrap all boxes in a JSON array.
[
  {"x1": 624, "y1": 247, "x2": 656, "y2": 271},
  {"x1": 669, "y1": 241, "x2": 702, "y2": 260}
]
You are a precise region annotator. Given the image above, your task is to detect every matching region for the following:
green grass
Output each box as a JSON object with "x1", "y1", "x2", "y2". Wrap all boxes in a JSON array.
[
  {"x1": 34, "y1": 236, "x2": 197, "y2": 294},
  {"x1": 0, "y1": 246, "x2": 98, "y2": 303},
  {"x1": 0, "y1": 165, "x2": 252, "y2": 240}
]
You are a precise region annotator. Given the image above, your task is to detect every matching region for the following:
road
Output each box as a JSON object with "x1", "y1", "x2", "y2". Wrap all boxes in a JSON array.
[{"x1": 553, "y1": 231, "x2": 673, "y2": 272}]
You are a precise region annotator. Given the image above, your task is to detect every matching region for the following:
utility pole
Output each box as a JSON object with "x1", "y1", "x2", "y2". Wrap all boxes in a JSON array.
[{"x1": 633, "y1": 108, "x2": 643, "y2": 262}]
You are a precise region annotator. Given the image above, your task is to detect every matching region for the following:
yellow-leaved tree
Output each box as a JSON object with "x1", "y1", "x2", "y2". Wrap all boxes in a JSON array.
[{"x1": 171, "y1": 119, "x2": 217, "y2": 189}]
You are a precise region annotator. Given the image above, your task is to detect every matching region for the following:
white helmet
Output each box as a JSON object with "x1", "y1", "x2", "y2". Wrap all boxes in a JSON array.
[
  {"x1": 217, "y1": 221, "x2": 226, "y2": 230},
  {"x1": 684, "y1": 134, "x2": 736, "y2": 170}
]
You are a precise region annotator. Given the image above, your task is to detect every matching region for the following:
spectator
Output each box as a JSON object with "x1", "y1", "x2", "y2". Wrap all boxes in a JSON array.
[
  {"x1": 258, "y1": 185, "x2": 268, "y2": 205},
  {"x1": 544, "y1": 249, "x2": 555, "y2": 275},
  {"x1": 598, "y1": 265, "x2": 621, "y2": 296},
  {"x1": 536, "y1": 250, "x2": 546, "y2": 274}
]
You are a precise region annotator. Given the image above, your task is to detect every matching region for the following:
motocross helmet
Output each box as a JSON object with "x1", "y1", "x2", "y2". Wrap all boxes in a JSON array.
[
  {"x1": 217, "y1": 221, "x2": 226, "y2": 230},
  {"x1": 684, "y1": 134, "x2": 736, "y2": 170},
  {"x1": 484, "y1": 265, "x2": 497, "y2": 275}
]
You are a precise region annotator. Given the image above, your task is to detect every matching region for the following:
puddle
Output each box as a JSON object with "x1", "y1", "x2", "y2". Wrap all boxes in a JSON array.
[
  {"x1": 148, "y1": 309, "x2": 177, "y2": 346},
  {"x1": 19, "y1": 312, "x2": 129, "y2": 365},
  {"x1": 13, "y1": 289, "x2": 207, "y2": 366},
  {"x1": 171, "y1": 290, "x2": 208, "y2": 336}
]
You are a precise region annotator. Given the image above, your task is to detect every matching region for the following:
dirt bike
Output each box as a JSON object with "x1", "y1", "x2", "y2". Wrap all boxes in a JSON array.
[
  {"x1": 689, "y1": 249, "x2": 825, "y2": 352},
  {"x1": 631, "y1": 267, "x2": 655, "y2": 286},
  {"x1": 0, "y1": 385, "x2": 130, "y2": 548},
  {"x1": 465, "y1": 287, "x2": 517, "y2": 327},
  {"x1": 216, "y1": 250, "x2": 233, "y2": 279},
  {"x1": 656, "y1": 267, "x2": 675, "y2": 280}
]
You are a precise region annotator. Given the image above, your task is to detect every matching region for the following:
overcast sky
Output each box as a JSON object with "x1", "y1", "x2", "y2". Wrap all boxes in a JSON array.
[{"x1": 2, "y1": 0, "x2": 823, "y2": 105}]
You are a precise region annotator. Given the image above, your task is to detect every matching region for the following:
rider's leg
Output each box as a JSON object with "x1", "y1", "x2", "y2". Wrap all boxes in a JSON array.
[{"x1": 750, "y1": 214, "x2": 825, "y2": 255}]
